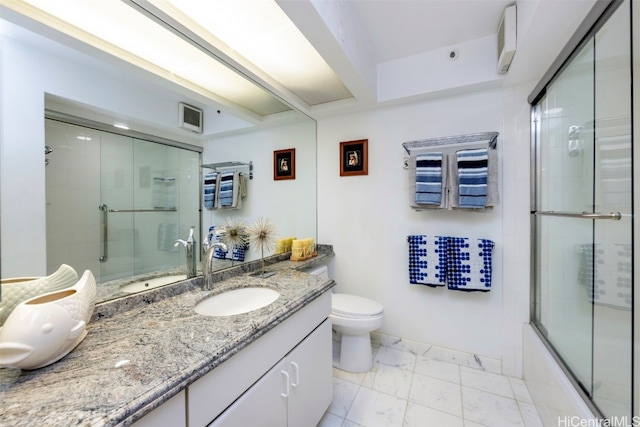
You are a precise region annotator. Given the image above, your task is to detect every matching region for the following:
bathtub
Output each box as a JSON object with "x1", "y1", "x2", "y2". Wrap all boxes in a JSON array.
[{"x1": 523, "y1": 325, "x2": 596, "y2": 426}]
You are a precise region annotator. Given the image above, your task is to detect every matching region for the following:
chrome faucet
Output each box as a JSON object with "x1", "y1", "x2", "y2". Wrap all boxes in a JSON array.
[
  {"x1": 175, "y1": 226, "x2": 197, "y2": 279},
  {"x1": 202, "y1": 240, "x2": 228, "y2": 291}
]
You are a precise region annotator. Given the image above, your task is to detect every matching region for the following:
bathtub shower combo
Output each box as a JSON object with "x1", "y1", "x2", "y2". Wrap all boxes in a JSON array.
[{"x1": 529, "y1": 0, "x2": 635, "y2": 422}]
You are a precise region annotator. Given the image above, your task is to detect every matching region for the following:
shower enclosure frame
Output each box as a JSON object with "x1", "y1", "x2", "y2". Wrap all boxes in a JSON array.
[{"x1": 529, "y1": 0, "x2": 634, "y2": 419}]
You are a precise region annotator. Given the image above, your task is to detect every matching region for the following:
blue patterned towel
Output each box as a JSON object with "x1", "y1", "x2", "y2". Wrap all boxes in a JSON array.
[
  {"x1": 446, "y1": 237, "x2": 494, "y2": 291},
  {"x1": 208, "y1": 225, "x2": 248, "y2": 262},
  {"x1": 578, "y1": 243, "x2": 631, "y2": 309},
  {"x1": 457, "y1": 148, "x2": 488, "y2": 208},
  {"x1": 415, "y1": 153, "x2": 443, "y2": 205},
  {"x1": 218, "y1": 171, "x2": 235, "y2": 207},
  {"x1": 408, "y1": 235, "x2": 448, "y2": 287},
  {"x1": 203, "y1": 172, "x2": 219, "y2": 209}
]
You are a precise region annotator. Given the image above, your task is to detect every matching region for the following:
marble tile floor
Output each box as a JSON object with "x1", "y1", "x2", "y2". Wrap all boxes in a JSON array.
[{"x1": 317, "y1": 335, "x2": 543, "y2": 427}]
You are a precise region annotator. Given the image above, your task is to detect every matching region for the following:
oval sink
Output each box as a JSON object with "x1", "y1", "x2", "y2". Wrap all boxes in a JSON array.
[
  {"x1": 195, "y1": 287, "x2": 280, "y2": 317},
  {"x1": 120, "y1": 274, "x2": 188, "y2": 294}
]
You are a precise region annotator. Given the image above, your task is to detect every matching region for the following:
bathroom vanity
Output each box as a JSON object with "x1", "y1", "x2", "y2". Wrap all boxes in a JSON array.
[{"x1": 0, "y1": 253, "x2": 335, "y2": 427}]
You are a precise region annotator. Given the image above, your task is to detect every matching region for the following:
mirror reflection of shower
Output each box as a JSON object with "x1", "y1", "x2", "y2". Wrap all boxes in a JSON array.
[
  {"x1": 567, "y1": 125, "x2": 583, "y2": 157},
  {"x1": 44, "y1": 117, "x2": 201, "y2": 301}
]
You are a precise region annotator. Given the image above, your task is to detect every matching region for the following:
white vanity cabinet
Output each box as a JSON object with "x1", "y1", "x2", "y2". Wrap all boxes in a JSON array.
[
  {"x1": 188, "y1": 291, "x2": 332, "y2": 427},
  {"x1": 131, "y1": 390, "x2": 186, "y2": 427},
  {"x1": 211, "y1": 319, "x2": 332, "y2": 427}
]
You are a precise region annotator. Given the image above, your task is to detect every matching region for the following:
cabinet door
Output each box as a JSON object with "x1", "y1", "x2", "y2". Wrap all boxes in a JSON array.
[
  {"x1": 131, "y1": 390, "x2": 186, "y2": 427},
  {"x1": 210, "y1": 359, "x2": 288, "y2": 427},
  {"x1": 287, "y1": 319, "x2": 333, "y2": 427}
]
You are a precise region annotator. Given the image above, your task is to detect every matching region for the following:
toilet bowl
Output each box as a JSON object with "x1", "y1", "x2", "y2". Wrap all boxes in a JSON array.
[
  {"x1": 301, "y1": 265, "x2": 384, "y2": 373},
  {"x1": 331, "y1": 293, "x2": 384, "y2": 373}
]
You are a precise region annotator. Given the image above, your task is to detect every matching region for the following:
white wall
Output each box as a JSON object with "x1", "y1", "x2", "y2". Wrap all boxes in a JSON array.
[{"x1": 317, "y1": 89, "x2": 505, "y2": 360}]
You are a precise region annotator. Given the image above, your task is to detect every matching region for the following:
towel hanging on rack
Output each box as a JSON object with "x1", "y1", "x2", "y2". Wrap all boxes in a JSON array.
[
  {"x1": 203, "y1": 172, "x2": 219, "y2": 209},
  {"x1": 407, "y1": 235, "x2": 494, "y2": 292},
  {"x1": 456, "y1": 148, "x2": 488, "y2": 208},
  {"x1": 407, "y1": 235, "x2": 448, "y2": 287},
  {"x1": 446, "y1": 237, "x2": 494, "y2": 292},
  {"x1": 409, "y1": 155, "x2": 449, "y2": 210},
  {"x1": 415, "y1": 153, "x2": 445, "y2": 206},
  {"x1": 448, "y1": 149, "x2": 499, "y2": 210},
  {"x1": 403, "y1": 132, "x2": 499, "y2": 211}
]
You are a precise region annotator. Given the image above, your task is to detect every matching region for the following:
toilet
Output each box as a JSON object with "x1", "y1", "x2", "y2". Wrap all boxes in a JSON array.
[{"x1": 303, "y1": 265, "x2": 384, "y2": 373}]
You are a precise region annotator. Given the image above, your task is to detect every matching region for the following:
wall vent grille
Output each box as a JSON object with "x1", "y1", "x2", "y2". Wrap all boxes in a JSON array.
[{"x1": 179, "y1": 102, "x2": 203, "y2": 134}]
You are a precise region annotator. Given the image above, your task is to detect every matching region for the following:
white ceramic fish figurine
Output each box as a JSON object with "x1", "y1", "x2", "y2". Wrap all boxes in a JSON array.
[
  {"x1": 0, "y1": 269, "x2": 96, "y2": 370},
  {"x1": 0, "y1": 264, "x2": 78, "y2": 326}
]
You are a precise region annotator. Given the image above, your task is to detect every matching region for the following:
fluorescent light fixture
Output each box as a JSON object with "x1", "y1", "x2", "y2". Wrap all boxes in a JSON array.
[
  {"x1": 113, "y1": 123, "x2": 130, "y2": 130},
  {"x1": 160, "y1": 0, "x2": 352, "y2": 106},
  {"x1": 76, "y1": 136, "x2": 92, "y2": 141},
  {"x1": 13, "y1": 0, "x2": 292, "y2": 116}
]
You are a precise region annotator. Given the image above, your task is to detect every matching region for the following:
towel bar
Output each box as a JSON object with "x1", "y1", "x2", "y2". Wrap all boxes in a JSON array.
[
  {"x1": 108, "y1": 208, "x2": 178, "y2": 213},
  {"x1": 402, "y1": 131, "x2": 499, "y2": 156},
  {"x1": 202, "y1": 161, "x2": 253, "y2": 179}
]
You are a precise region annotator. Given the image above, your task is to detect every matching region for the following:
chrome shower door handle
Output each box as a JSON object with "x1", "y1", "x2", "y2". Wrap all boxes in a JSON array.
[
  {"x1": 533, "y1": 210, "x2": 622, "y2": 220},
  {"x1": 99, "y1": 204, "x2": 108, "y2": 262}
]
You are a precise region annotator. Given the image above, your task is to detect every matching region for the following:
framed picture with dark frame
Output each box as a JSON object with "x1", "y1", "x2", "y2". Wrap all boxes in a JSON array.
[
  {"x1": 274, "y1": 148, "x2": 295, "y2": 180},
  {"x1": 340, "y1": 139, "x2": 368, "y2": 176}
]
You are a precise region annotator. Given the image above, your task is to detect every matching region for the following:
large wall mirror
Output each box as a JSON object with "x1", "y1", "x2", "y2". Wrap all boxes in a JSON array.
[{"x1": 0, "y1": 3, "x2": 317, "y2": 304}]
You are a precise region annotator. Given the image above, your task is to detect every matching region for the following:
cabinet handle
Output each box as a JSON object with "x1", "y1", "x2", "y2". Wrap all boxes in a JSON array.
[
  {"x1": 280, "y1": 370, "x2": 290, "y2": 398},
  {"x1": 290, "y1": 362, "x2": 300, "y2": 388}
]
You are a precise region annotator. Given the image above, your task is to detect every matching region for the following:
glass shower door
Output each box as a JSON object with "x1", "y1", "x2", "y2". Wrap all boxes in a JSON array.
[
  {"x1": 533, "y1": 1, "x2": 632, "y2": 418},
  {"x1": 534, "y1": 37, "x2": 595, "y2": 396},
  {"x1": 591, "y1": 5, "x2": 632, "y2": 417}
]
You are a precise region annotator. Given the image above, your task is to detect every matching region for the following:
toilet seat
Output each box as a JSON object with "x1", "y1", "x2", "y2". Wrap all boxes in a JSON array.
[{"x1": 332, "y1": 293, "x2": 383, "y2": 319}]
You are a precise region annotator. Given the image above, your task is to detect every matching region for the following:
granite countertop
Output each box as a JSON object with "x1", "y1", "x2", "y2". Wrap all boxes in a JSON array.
[{"x1": 0, "y1": 251, "x2": 335, "y2": 427}]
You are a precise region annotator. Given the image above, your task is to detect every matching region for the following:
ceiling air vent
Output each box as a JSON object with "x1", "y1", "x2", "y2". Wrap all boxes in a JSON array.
[
  {"x1": 179, "y1": 102, "x2": 203, "y2": 134},
  {"x1": 497, "y1": 4, "x2": 516, "y2": 74}
]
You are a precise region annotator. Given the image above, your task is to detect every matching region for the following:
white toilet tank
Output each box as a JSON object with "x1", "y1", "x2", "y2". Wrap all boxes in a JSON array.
[{"x1": 300, "y1": 265, "x2": 329, "y2": 280}]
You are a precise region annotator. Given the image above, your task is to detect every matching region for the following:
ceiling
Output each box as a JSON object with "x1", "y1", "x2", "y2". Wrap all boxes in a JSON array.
[
  {"x1": 0, "y1": 0, "x2": 597, "y2": 136},
  {"x1": 349, "y1": 0, "x2": 513, "y2": 64}
]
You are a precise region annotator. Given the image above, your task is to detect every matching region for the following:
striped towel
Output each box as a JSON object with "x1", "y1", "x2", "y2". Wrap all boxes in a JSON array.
[
  {"x1": 407, "y1": 235, "x2": 448, "y2": 287},
  {"x1": 457, "y1": 148, "x2": 488, "y2": 208},
  {"x1": 218, "y1": 171, "x2": 235, "y2": 207},
  {"x1": 446, "y1": 237, "x2": 494, "y2": 292},
  {"x1": 203, "y1": 172, "x2": 219, "y2": 209},
  {"x1": 415, "y1": 153, "x2": 443, "y2": 206}
]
